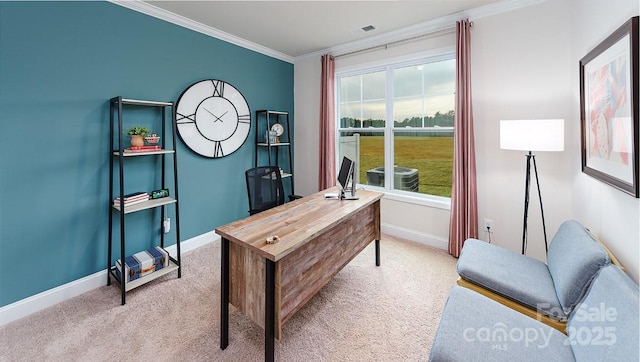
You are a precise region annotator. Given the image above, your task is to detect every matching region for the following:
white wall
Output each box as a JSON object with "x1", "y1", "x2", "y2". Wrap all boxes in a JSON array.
[
  {"x1": 294, "y1": 0, "x2": 639, "y2": 281},
  {"x1": 568, "y1": 0, "x2": 640, "y2": 281},
  {"x1": 293, "y1": 57, "x2": 321, "y2": 196},
  {"x1": 472, "y1": 0, "x2": 574, "y2": 260}
]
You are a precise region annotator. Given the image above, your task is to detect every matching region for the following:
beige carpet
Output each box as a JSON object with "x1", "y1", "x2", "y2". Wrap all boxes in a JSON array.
[{"x1": 0, "y1": 235, "x2": 458, "y2": 361}]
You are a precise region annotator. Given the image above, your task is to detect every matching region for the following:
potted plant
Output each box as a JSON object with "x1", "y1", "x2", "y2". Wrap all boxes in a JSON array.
[{"x1": 126, "y1": 126, "x2": 150, "y2": 147}]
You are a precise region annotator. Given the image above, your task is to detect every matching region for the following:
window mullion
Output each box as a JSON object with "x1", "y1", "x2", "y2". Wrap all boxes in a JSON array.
[
  {"x1": 359, "y1": 75, "x2": 364, "y2": 127},
  {"x1": 422, "y1": 66, "x2": 426, "y2": 127},
  {"x1": 385, "y1": 65, "x2": 394, "y2": 190}
]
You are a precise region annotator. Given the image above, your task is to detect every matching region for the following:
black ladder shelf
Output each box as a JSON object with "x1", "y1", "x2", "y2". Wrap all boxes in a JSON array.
[
  {"x1": 108, "y1": 96, "x2": 182, "y2": 305},
  {"x1": 254, "y1": 110, "x2": 297, "y2": 199}
]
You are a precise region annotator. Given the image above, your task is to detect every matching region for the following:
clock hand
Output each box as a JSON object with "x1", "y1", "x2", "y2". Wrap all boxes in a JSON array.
[
  {"x1": 213, "y1": 111, "x2": 229, "y2": 123},
  {"x1": 203, "y1": 108, "x2": 229, "y2": 123},
  {"x1": 202, "y1": 107, "x2": 217, "y2": 117}
]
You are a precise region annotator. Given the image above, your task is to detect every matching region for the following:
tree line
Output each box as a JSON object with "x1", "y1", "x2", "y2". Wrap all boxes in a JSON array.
[{"x1": 340, "y1": 110, "x2": 454, "y2": 128}]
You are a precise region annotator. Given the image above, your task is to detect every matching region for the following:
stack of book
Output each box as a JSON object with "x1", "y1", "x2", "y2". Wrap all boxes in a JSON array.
[
  {"x1": 124, "y1": 145, "x2": 162, "y2": 153},
  {"x1": 113, "y1": 192, "x2": 149, "y2": 207}
]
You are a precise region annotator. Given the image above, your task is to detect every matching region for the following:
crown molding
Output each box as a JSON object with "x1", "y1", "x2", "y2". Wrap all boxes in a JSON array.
[
  {"x1": 110, "y1": 0, "x2": 295, "y2": 64},
  {"x1": 110, "y1": 0, "x2": 544, "y2": 65},
  {"x1": 295, "y1": 0, "x2": 546, "y2": 63}
]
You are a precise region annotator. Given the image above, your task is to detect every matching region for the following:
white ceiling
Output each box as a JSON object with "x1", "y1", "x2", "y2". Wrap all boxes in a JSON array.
[{"x1": 143, "y1": 0, "x2": 503, "y2": 59}]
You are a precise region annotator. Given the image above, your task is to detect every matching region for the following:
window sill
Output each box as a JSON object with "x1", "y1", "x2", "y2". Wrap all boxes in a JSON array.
[{"x1": 359, "y1": 185, "x2": 451, "y2": 210}]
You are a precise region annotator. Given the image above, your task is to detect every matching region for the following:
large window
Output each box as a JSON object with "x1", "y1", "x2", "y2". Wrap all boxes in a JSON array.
[{"x1": 337, "y1": 54, "x2": 455, "y2": 198}]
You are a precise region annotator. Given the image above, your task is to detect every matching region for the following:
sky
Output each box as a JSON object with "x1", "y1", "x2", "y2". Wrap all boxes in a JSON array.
[{"x1": 339, "y1": 58, "x2": 456, "y2": 124}]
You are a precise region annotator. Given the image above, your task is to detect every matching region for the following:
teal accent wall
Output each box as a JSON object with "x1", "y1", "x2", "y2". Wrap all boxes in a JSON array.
[{"x1": 0, "y1": 2, "x2": 294, "y2": 306}]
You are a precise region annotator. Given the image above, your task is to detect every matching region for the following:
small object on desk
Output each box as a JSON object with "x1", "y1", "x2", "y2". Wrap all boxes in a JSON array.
[
  {"x1": 324, "y1": 192, "x2": 339, "y2": 199},
  {"x1": 266, "y1": 235, "x2": 280, "y2": 244}
]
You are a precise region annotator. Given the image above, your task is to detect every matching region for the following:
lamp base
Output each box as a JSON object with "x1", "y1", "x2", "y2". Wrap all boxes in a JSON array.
[{"x1": 522, "y1": 151, "x2": 548, "y2": 255}]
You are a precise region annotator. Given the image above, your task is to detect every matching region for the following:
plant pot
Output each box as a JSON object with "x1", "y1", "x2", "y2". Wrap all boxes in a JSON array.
[{"x1": 130, "y1": 135, "x2": 144, "y2": 147}]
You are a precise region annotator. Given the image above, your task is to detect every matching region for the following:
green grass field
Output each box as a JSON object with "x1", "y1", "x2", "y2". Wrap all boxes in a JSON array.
[{"x1": 357, "y1": 136, "x2": 453, "y2": 197}]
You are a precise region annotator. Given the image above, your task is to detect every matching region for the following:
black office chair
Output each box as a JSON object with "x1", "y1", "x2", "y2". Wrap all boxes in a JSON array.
[{"x1": 245, "y1": 166, "x2": 285, "y2": 215}]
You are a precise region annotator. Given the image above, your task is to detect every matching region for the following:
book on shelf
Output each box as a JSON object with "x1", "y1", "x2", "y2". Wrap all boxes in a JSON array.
[
  {"x1": 114, "y1": 195, "x2": 149, "y2": 203},
  {"x1": 123, "y1": 145, "x2": 162, "y2": 153},
  {"x1": 113, "y1": 197, "x2": 149, "y2": 207},
  {"x1": 114, "y1": 192, "x2": 149, "y2": 202}
]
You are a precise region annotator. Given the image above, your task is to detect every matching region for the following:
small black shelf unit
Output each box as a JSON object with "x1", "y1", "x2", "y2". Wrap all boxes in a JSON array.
[
  {"x1": 254, "y1": 110, "x2": 296, "y2": 199},
  {"x1": 108, "y1": 96, "x2": 181, "y2": 305}
]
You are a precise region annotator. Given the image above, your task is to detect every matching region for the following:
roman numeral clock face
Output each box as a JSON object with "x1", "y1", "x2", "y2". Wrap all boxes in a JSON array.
[{"x1": 175, "y1": 80, "x2": 251, "y2": 158}]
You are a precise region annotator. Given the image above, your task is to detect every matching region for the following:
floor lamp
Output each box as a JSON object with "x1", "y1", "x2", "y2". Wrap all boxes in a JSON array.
[{"x1": 500, "y1": 119, "x2": 564, "y2": 255}]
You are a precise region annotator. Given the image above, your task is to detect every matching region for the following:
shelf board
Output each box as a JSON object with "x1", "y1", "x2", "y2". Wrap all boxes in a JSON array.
[
  {"x1": 256, "y1": 110, "x2": 288, "y2": 115},
  {"x1": 112, "y1": 149, "x2": 175, "y2": 157},
  {"x1": 257, "y1": 142, "x2": 291, "y2": 147},
  {"x1": 110, "y1": 260, "x2": 179, "y2": 292},
  {"x1": 113, "y1": 197, "x2": 176, "y2": 214},
  {"x1": 119, "y1": 98, "x2": 173, "y2": 107}
]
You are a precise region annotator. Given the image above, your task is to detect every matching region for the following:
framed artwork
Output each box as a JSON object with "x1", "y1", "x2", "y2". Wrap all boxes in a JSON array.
[{"x1": 580, "y1": 16, "x2": 639, "y2": 198}]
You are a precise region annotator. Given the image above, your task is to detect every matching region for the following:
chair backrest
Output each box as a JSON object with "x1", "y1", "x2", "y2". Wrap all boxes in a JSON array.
[
  {"x1": 546, "y1": 220, "x2": 610, "y2": 314},
  {"x1": 245, "y1": 166, "x2": 285, "y2": 215}
]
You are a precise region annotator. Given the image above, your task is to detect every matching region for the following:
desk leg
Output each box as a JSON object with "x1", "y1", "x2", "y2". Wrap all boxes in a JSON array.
[
  {"x1": 220, "y1": 238, "x2": 229, "y2": 350},
  {"x1": 265, "y1": 259, "x2": 276, "y2": 362},
  {"x1": 375, "y1": 239, "x2": 381, "y2": 266}
]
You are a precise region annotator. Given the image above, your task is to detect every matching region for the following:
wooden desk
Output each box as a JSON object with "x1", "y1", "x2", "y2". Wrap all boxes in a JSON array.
[{"x1": 215, "y1": 188, "x2": 383, "y2": 361}]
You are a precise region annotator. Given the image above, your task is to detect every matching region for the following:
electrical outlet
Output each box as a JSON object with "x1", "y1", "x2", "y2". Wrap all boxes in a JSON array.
[
  {"x1": 163, "y1": 218, "x2": 171, "y2": 233},
  {"x1": 483, "y1": 218, "x2": 494, "y2": 231}
]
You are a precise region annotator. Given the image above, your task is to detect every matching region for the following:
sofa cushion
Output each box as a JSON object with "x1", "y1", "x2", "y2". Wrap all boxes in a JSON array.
[
  {"x1": 567, "y1": 264, "x2": 639, "y2": 361},
  {"x1": 546, "y1": 220, "x2": 610, "y2": 314},
  {"x1": 457, "y1": 238, "x2": 563, "y2": 319},
  {"x1": 429, "y1": 286, "x2": 574, "y2": 361}
]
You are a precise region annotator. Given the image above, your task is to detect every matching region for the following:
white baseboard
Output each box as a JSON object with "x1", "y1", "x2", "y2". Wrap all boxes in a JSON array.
[
  {"x1": 0, "y1": 231, "x2": 220, "y2": 327},
  {"x1": 1, "y1": 226, "x2": 442, "y2": 327},
  {"x1": 381, "y1": 223, "x2": 448, "y2": 250},
  {"x1": 165, "y1": 230, "x2": 219, "y2": 256}
]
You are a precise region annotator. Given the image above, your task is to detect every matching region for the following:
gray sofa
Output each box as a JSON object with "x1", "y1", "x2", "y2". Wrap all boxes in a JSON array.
[
  {"x1": 455, "y1": 220, "x2": 611, "y2": 330},
  {"x1": 429, "y1": 264, "x2": 639, "y2": 361}
]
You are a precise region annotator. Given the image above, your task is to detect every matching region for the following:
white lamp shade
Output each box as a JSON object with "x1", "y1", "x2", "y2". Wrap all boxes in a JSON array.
[{"x1": 500, "y1": 119, "x2": 565, "y2": 152}]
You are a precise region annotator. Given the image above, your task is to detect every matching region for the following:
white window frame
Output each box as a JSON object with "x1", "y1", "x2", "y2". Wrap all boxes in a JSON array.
[{"x1": 335, "y1": 50, "x2": 455, "y2": 209}]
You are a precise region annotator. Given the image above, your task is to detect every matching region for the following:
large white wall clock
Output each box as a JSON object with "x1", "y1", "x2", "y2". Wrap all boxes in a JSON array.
[{"x1": 175, "y1": 79, "x2": 251, "y2": 158}]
